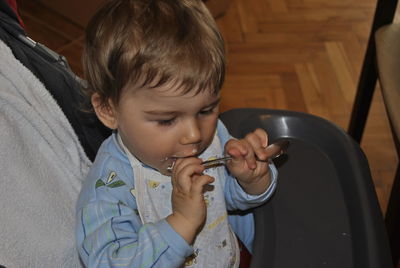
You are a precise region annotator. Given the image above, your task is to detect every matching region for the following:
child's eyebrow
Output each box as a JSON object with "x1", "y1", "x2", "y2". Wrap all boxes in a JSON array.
[
  {"x1": 144, "y1": 98, "x2": 221, "y2": 115},
  {"x1": 144, "y1": 110, "x2": 179, "y2": 116},
  {"x1": 203, "y1": 98, "x2": 221, "y2": 109}
]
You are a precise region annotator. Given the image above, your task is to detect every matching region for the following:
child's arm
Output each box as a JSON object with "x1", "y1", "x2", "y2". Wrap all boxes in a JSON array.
[
  {"x1": 166, "y1": 157, "x2": 215, "y2": 244},
  {"x1": 76, "y1": 198, "x2": 192, "y2": 267},
  {"x1": 76, "y1": 162, "x2": 195, "y2": 267},
  {"x1": 76, "y1": 157, "x2": 213, "y2": 267}
]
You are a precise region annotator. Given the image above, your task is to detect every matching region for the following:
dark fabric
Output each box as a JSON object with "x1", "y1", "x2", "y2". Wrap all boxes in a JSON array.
[
  {"x1": 5, "y1": 0, "x2": 23, "y2": 27},
  {"x1": 0, "y1": 0, "x2": 110, "y2": 160},
  {"x1": 0, "y1": 0, "x2": 19, "y2": 28}
]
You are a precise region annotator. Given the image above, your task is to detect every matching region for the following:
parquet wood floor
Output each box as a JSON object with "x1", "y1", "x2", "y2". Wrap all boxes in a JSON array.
[{"x1": 16, "y1": 0, "x2": 398, "y2": 215}]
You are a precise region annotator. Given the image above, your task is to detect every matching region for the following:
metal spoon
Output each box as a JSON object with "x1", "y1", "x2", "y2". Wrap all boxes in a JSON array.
[
  {"x1": 167, "y1": 138, "x2": 290, "y2": 172},
  {"x1": 201, "y1": 138, "x2": 290, "y2": 169}
]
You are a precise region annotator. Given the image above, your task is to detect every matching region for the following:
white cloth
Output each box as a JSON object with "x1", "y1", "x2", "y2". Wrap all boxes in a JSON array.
[
  {"x1": 118, "y1": 133, "x2": 240, "y2": 268},
  {"x1": 0, "y1": 40, "x2": 90, "y2": 267}
]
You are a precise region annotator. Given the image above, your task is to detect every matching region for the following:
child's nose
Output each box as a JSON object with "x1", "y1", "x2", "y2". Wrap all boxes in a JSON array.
[{"x1": 180, "y1": 119, "x2": 201, "y2": 145}]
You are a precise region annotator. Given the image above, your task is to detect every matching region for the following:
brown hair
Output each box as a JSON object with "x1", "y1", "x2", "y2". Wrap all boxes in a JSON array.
[{"x1": 82, "y1": 0, "x2": 225, "y2": 108}]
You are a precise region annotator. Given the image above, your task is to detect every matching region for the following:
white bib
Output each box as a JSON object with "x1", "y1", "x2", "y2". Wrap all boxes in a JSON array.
[{"x1": 118, "y1": 133, "x2": 240, "y2": 268}]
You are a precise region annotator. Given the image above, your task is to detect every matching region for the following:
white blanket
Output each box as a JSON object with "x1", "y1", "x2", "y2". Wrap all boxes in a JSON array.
[{"x1": 0, "y1": 40, "x2": 90, "y2": 267}]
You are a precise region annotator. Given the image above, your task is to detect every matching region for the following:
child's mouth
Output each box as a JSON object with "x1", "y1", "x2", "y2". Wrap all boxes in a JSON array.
[{"x1": 164, "y1": 149, "x2": 199, "y2": 173}]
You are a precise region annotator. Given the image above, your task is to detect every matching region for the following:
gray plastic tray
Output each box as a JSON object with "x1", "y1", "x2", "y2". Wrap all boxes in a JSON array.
[{"x1": 220, "y1": 108, "x2": 392, "y2": 268}]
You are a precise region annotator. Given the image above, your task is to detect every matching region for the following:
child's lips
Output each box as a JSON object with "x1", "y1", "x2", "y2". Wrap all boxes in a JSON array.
[
  {"x1": 172, "y1": 154, "x2": 197, "y2": 159},
  {"x1": 169, "y1": 148, "x2": 200, "y2": 161},
  {"x1": 168, "y1": 154, "x2": 197, "y2": 165}
]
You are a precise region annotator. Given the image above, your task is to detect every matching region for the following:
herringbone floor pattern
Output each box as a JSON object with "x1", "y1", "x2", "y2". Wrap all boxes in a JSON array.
[
  {"x1": 216, "y1": 0, "x2": 399, "y2": 214},
  {"x1": 17, "y1": 0, "x2": 399, "y2": 214}
]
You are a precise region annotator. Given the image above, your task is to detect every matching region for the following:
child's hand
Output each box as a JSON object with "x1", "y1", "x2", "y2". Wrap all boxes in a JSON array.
[
  {"x1": 166, "y1": 157, "x2": 214, "y2": 245},
  {"x1": 225, "y1": 128, "x2": 272, "y2": 195}
]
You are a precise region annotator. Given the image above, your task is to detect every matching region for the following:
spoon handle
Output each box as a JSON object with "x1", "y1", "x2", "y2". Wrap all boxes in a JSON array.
[{"x1": 202, "y1": 138, "x2": 290, "y2": 169}]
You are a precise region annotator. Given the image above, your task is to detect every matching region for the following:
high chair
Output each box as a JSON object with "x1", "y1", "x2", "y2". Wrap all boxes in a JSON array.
[{"x1": 220, "y1": 108, "x2": 393, "y2": 268}]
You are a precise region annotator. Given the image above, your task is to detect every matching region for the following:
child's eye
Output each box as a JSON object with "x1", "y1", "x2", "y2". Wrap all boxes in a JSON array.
[
  {"x1": 157, "y1": 118, "x2": 176, "y2": 126},
  {"x1": 199, "y1": 108, "x2": 214, "y2": 115}
]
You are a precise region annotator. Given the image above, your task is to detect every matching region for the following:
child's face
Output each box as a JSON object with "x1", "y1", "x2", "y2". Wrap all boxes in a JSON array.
[{"x1": 113, "y1": 84, "x2": 220, "y2": 175}]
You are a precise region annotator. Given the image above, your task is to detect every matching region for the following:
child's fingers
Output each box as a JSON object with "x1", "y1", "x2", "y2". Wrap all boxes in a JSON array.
[
  {"x1": 242, "y1": 143, "x2": 257, "y2": 169},
  {"x1": 225, "y1": 139, "x2": 248, "y2": 156},
  {"x1": 190, "y1": 174, "x2": 215, "y2": 195},
  {"x1": 172, "y1": 158, "x2": 204, "y2": 193},
  {"x1": 227, "y1": 139, "x2": 257, "y2": 169},
  {"x1": 225, "y1": 140, "x2": 249, "y2": 167},
  {"x1": 252, "y1": 128, "x2": 269, "y2": 147},
  {"x1": 172, "y1": 157, "x2": 202, "y2": 173},
  {"x1": 242, "y1": 132, "x2": 268, "y2": 168},
  {"x1": 243, "y1": 129, "x2": 268, "y2": 149},
  {"x1": 244, "y1": 129, "x2": 269, "y2": 161}
]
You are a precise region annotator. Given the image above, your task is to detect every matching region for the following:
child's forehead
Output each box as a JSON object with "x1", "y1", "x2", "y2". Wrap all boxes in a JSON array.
[
  {"x1": 128, "y1": 83, "x2": 220, "y2": 108},
  {"x1": 127, "y1": 79, "x2": 217, "y2": 98},
  {"x1": 153, "y1": 83, "x2": 206, "y2": 97}
]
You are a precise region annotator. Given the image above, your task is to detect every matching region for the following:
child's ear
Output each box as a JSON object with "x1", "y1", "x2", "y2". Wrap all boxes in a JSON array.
[{"x1": 91, "y1": 93, "x2": 118, "y2": 130}]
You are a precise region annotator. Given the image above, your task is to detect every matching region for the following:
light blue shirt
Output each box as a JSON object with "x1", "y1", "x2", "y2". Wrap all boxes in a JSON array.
[{"x1": 76, "y1": 120, "x2": 277, "y2": 267}]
